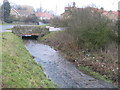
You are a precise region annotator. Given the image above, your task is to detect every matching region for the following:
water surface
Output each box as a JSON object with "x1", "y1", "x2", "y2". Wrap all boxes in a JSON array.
[{"x1": 24, "y1": 40, "x2": 116, "y2": 88}]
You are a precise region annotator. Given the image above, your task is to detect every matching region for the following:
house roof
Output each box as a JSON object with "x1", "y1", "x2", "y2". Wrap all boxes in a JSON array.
[
  {"x1": 102, "y1": 11, "x2": 118, "y2": 18},
  {"x1": 35, "y1": 12, "x2": 53, "y2": 19},
  {"x1": 11, "y1": 8, "x2": 32, "y2": 16},
  {"x1": 62, "y1": 6, "x2": 119, "y2": 20},
  {"x1": 111, "y1": 11, "x2": 118, "y2": 16},
  {"x1": 11, "y1": 8, "x2": 20, "y2": 15},
  {"x1": 103, "y1": 11, "x2": 108, "y2": 15},
  {"x1": 17, "y1": 10, "x2": 31, "y2": 16}
]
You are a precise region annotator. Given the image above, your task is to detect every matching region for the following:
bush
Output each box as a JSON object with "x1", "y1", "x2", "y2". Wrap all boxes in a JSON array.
[
  {"x1": 53, "y1": 7, "x2": 117, "y2": 50},
  {"x1": 50, "y1": 17, "x2": 68, "y2": 27},
  {"x1": 24, "y1": 14, "x2": 38, "y2": 23},
  {"x1": 4, "y1": 16, "x2": 13, "y2": 23}
]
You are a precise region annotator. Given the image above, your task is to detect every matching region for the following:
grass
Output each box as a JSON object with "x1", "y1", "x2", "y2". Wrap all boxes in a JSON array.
[
  {"x1": 0, "y1": 22, "x2": 35, "y2": 25},
  {"x1": 78, "y1": 65, "x2": 112, "y2": 83},
  {"x1": 22, "y1": 24, "x2": 51, "y2": 27},
  {"x1": 2, "y1": 32, "x2": 56, "y2": 88},
  {"x1": 6, "y1": 28, "x2": 12, "y2": 30},
  {"x1": 0, "y1": 23, "x2": 50, "y2": 26},
  {"x1": 23, "y1": 23, "x2": 50, "y2": 26},
  {"x1": 0, "y1": 23, "x2": 15, "y2": 25},
  {"x1": 38, "y1": 31, "x2": 59, "y2": 41}
]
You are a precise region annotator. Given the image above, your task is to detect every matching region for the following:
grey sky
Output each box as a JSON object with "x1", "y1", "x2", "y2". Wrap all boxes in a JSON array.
[{"x1": 0, "y1": 0, "x2": 119, "y2": 15}]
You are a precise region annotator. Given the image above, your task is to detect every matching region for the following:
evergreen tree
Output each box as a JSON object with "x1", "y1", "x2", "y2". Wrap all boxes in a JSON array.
[{"x1": 1, "y1": 0, "x2": 11, "y2": 23}]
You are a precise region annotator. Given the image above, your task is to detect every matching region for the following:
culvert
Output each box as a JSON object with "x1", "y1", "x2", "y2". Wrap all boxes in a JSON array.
[{"x1": 22, "y1": 35, "x2": 38, "y2": 40}]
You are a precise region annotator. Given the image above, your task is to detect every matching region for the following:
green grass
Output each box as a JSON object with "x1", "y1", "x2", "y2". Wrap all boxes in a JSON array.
[
  {"x1": 2, "y1": 32, "x2": 56, "y2": 88},
  {"x1": 0, "y1": 23, "x2": 35, "y2": 25},
  {"x1": 38, "y1": 31, "x2": 62, "y2": 41},
  {"x1": 0, "y1": 23, "x2": 15, "y2": 25},
  {"x1": 6, "y1": 28, "x2": 12, "y2": 30},
  {"x1": 78, "y1": 66, "x2": 112, "y2": 83},
  {"x1": 0, "y1": 22, "x2": 50, "y2": 25},
  {"x1": 24, "y1": 24, "x2": 50, "y2": 27}
]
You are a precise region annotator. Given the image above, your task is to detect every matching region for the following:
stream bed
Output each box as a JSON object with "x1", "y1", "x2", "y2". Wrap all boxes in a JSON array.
[{"x1": 25, "y1": 40, "x2": 116, "y2": 88}]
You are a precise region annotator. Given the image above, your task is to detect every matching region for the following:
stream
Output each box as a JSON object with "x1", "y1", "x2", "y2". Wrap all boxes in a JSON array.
[{"x1": 25, "y1": 40, "x2": 116, "y2": 88}]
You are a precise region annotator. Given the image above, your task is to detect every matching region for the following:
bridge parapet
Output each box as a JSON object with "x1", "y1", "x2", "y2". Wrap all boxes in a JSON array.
[{"x1": 12, "y1": 26, "x2": 49, "y2": 36}]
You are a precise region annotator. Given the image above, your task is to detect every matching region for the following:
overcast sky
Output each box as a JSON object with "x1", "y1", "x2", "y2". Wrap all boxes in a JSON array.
[{"x1": 0, "y1": 0, "x2": 119, "y2": 15}]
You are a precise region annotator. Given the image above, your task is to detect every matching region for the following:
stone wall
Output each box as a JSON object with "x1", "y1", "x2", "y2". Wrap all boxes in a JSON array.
[{"x1": 12, "y1": 26, "x2": 49, "y2": 36}]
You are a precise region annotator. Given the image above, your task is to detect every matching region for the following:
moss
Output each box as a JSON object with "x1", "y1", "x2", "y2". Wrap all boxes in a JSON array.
[{"x1": 2, "y1": 32, "x2": 56, "y2": 88}]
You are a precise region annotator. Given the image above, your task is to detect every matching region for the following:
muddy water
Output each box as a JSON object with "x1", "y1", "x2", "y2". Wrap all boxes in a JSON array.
[{"x1": 25, "y1": 40, "x2": 116, "y2": 88}]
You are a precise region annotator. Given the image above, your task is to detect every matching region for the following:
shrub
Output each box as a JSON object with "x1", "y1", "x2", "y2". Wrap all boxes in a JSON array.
[
  {"x1": 5, "y1": 16, "x2": 13, "y2": 23},
  {"x1": 54, "y1": 7, "x2": 117, "y2": 50},
  {"x1": 50, "y1": 17, "x2": 69, "y2": 27}
]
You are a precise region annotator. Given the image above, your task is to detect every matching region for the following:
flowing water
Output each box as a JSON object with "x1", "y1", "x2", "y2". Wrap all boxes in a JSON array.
[{"x1": 25, "y1": 40, "x2": 116, "y2": 88}]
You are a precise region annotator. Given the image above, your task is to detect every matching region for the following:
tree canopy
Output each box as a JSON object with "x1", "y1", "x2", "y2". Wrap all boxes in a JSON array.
[{"x1": 1, "y1": 0, "x2": 11, "y2": 23}]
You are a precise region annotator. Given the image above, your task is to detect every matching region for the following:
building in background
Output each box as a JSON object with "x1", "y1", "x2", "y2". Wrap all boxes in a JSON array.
[
  {"x1": 35, "y1": 12, "x2": 53, "y2": 20},
  {"x1": 10, "y1": 5, "x2": 35, "y2": 18},
  {"x1": 61, "y1": 2, "x2": 118, "y2": 22}
]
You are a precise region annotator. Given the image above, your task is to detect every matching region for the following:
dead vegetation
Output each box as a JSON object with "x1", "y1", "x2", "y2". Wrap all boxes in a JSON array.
[
  {"x1": 40, "y1": 6, "x2": 118, "y2": 86},
  {"x1": 39, "y1": 30, "x2": 118, "y2": 86}
]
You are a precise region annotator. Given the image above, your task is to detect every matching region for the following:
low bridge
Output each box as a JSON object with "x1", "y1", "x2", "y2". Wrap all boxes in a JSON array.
[
  {"x1": 12, "y1": 26, "x2": 49, "y2": 39},
  {"x1": 17, "y1": 33, "x2": 40, "y2": 36}
]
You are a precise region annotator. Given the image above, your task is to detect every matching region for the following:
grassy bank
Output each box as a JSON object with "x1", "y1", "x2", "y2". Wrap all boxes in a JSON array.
[
  {"x1": 39, "y1": 31, "x2": 118, "y2": 86},
  {"x1": 0, "y1": 23, "x2": 12, "y2": 25},
  {"x1": 2, "y1": 32, "x2": 56, "y2": 88},
  {"x1": 0, "y1": 23, "x2": 50, "y2": 26},
  {"x1": 0, "y1": 23, "x2": 19, "y2": 25},
  {"x1": 0, "y1": 23, "x2": 34, "y2": 25},
  {"x1": 6, "y1": 28, "x2": 12, "y2": 30}
]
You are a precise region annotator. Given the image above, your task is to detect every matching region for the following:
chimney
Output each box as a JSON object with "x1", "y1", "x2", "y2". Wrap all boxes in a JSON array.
[{"x1": 73, "y1": 2, "x2": 76, "y2": 8}]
